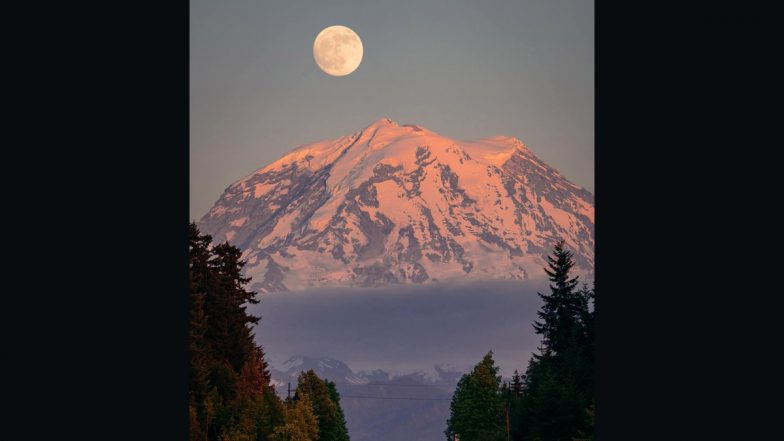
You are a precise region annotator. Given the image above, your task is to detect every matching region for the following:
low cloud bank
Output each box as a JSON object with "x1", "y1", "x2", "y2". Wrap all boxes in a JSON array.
[{"x1": 251, "y1": 279, "x2": 549, "y2": 377}]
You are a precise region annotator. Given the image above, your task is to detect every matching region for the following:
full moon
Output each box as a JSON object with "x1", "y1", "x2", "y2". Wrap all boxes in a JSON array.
[{"x1": 313, "y1": 25, "x2": 363, "y2": 77}]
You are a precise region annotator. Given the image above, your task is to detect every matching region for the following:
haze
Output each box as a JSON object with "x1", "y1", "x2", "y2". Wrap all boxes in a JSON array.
[{"x1": 250, "y1": 280, "x2": 550, "y2": 377}]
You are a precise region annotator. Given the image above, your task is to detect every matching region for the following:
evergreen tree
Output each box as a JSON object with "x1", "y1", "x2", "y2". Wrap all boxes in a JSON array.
[
  {"x1": 442, "y1": 242, "x2": 594, "y2": 441},
  {"x1": 189, "y1": 222, "x2": 289, "y2": 441},
  {"x1": 325, "y1": 381, "x2": 350, "y2": 441},
  {"x1": 532, "y1": 240, "x2": 581, "y2": 360},
  {"x1": 518, "y1": 358, "x2": 583, "y2": 441},
  {"x1": 445, "y1": 351, "x2": 506, "y2": 441},
  {"x1": 210, "y1": 241, "x2": 260, "y2": 372},
  {"x1": 255, "y1": 388, "x2": 287, "y2": 440},
  {"x1": 510, "y1": 370, "x2": 523, "y2": 398},
  {"x1": 294, "y1": 370, "x2": 350, "y2": 441},
  {"x1": 190, "y1": 271, "x2": 211, "y2": 433},
  {"x1": 236, "y1": 346, "x2": 272, "y2": 404},
  {"x1": 515, "y1": 241, "x2": 595, "y2": 441},
  {"x1": 508, "y1": 370, "x2": 524, "y2": 441},
  {"x1": 572, "y1": 403, "x2": 595, "y2": 441}
]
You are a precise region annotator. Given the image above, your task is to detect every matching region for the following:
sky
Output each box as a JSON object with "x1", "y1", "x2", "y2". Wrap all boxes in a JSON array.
[
  {"x1": 190, "y1": 0, "x2": 594, "y2": 221},
  {"x1": 251, "y1": 280, "x2": 549, "y2": 377}
]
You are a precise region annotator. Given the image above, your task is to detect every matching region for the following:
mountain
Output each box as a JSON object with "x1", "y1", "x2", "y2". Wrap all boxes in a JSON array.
[
  {"x1": 270, "y1": 356, "x2": 369, "y2": 387},
  {"x1": 270, "y1": 356, "x2": 461, "y2": 441},
  {"x1": 199, "y1": 118, "x2": 594, "y2": 293}
]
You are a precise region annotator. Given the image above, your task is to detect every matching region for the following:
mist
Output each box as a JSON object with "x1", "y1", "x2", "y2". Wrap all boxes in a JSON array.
[{"x1": 250, "y1": 279, "x2": 550, "y2": 377}]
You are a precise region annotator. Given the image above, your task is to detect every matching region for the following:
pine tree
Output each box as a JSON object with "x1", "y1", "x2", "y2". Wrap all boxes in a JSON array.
[
  {"x1": 236, "y1": 346, "x2": 271, "y2": 404},
  {"x1": 518, "y1": 361, "x2": 583, "y2": 441},
  {"x1": 572, "y1": 403, "x2": 595, "y2": 441},
  {"x1": 325, "y1": 381, "x2": 350, "y2": 441},
  {"x1": 508, "y1": 370, "x2": 524, "y2": 441},
  {"x1": 532, "y1": 240, "x2": 581, "y2": 359},
  {"x1": 210, "y1": 241, "x2": 260, "y2": 372},
  {"x1": 189, "y1": 223, "x2": 288, "y2": 441},
  {"x1": 255, "y1": 387, "x2": 287, "y2": 440},
  {"x1": 510, "y1": 370, "x2": 523, "y2": 398},
  {"x1": 515, "y1": 241, "x2": 595, "y2": 441},
  {"x1": 445, "y1": 351, "x2": 506, "y2": 441},
  {"x1": 189, "y1": 271, "x2": 211, "y2": 432},
  {"x1": 294, "y1": 370, "x2": 350, "y2": 441}
]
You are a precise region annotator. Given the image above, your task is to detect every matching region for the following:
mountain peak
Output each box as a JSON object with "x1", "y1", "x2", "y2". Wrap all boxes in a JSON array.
[
  {"x1": 362, "y1": 118, "x2": 437, "y2": 137},
  {"x1": 200, "y1": 119, "x2": 594, "y2": 292},
  {"x1": 366, "y1": 117, "x2": 398, "y2": 129}
]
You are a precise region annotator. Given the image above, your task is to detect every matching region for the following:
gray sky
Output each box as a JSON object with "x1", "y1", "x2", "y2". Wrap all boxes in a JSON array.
[{"x1": 191, "y1": 0, "x2": 594, "y2": 221}]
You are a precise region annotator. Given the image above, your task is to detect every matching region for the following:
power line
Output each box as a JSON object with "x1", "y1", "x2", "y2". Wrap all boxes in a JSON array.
[
  {"x1": 275, "y1": 380, "x2": 455, "y2": 389},
  {"x1": 340, "y1": 395, "x2": 452, "y2": 401},
  {"x1": 272, "y1": 381, "x2": 456, "y2": 401},
  {"x1": 331, "y1": 381, "x2": 451, "y2": 388}
]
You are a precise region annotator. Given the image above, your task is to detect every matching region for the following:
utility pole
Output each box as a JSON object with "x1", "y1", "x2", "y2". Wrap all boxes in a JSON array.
[{"x1": 287, "y1": 382, "x2": 291, "y2": 400}]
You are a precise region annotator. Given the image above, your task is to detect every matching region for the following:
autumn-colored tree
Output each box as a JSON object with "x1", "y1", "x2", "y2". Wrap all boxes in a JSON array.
[{"x1": 272, "y1": 393, "x2": 320, "y2": 441}]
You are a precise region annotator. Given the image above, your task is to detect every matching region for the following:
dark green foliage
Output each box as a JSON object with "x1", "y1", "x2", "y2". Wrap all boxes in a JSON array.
[
  {"x1": 444, "y1": 241, "x2": 594, "y2": 441},
  {"x1": 532, "y1": 241, "x2": 581, "y2": 359},
  {"x1": 445, "y1": 351, "x2": 506, "y2": 441},
  {"x1": 517, "y1": 241, "x2": 595, "y2": 441},
  {"x1": 294, "y1": 370, "x2": 351, "y2": 441},
  {"x1": 508, "y1": 370, "x2": 524, "y2": 441},
  {"x1": 189, "y1": 222, "x2": 286, "y2": 441},
  {"x1": 326, "y1": 380, "x2": 350, "y2": 441},
  {"x1": 517, "y1": 357, "x2": 584, "y2": 440}
]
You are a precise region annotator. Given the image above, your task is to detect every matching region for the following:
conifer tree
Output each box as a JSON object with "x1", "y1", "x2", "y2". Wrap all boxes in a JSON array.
[
  {"x1": 445, "y1": 351, "x2": 506, "y2": 441},
  {"x1": 508, "y1": 370, "x2": 524, "y2": 441},
  {"x1": 443, "y1": 242, "x2": 594, "y2": 441},
  {"x1": 325, "y1": 381, "x2": 350, "y2": 441},
  {"x1": 532, "y1": 240, "x2": 581, "y2": 359},
  {"x1": 518, "y1": 358, "x2": 583, "y2": 440},
  {"x1": 190, "y1": 271, "x2": 211, "y2": 430},
  {"x1": 294, "y1": 370, "x2": 350, "y2": 441},
  {"x1": 510, "y1": 370, "x2": 523, "y2": 398},
  {"x1": 189, "y1": 223, "x2": 288, "y2": 441},
  {"x1": 515, "y1": 241, "x2": 594, "y2": 441},
  {"x1": 210, "y1": 241, "x2": 260, "y2": 372}
]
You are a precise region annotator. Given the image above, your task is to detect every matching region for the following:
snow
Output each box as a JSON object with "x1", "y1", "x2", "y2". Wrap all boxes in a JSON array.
[
  {"x1": 230, "y1": 216, "x2": 248, "y2": 227},
  {"x1": 254, "y1": 183, "x2": 274, "y2": 198},
  {"x1": 201, "y1": 118, "x2": 594, "y2": 292}
]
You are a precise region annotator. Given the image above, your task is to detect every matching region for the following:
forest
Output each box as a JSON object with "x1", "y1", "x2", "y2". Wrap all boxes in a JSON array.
[
  {"x1": 190, "y1": 221, "x2": 594, "y2": 441},
  {"x1": 445, "y1": 241, "x2": 595, "y2": 441},
  {"x1": 189, "y1": 223, "x2": 349, "y2": 441}
]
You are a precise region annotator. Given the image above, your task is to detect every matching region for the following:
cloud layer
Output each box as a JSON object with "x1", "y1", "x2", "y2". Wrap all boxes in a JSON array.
[{"x1": 251, "y1": 279, "x2": 549, "y2": 377}]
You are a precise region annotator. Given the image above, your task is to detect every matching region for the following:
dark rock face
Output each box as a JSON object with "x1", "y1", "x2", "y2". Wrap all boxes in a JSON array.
[{"x1": 199, "y1": 120, "x2": 593, "y2": 292}]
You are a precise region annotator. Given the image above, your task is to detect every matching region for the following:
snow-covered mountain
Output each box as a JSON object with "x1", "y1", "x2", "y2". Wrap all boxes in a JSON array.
[
  {"x1": 269, "y1": 356, "x2": 461, "y2": 441},
  {"x1": 270, "y1": 355, "x2": 463, "y2": 389},
  {"x1": 271, "y1": 356, "x2": 370, "y2": 387},
  {"x1": 199, "y1": 118, "x2": 594, "y2": 293}
]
